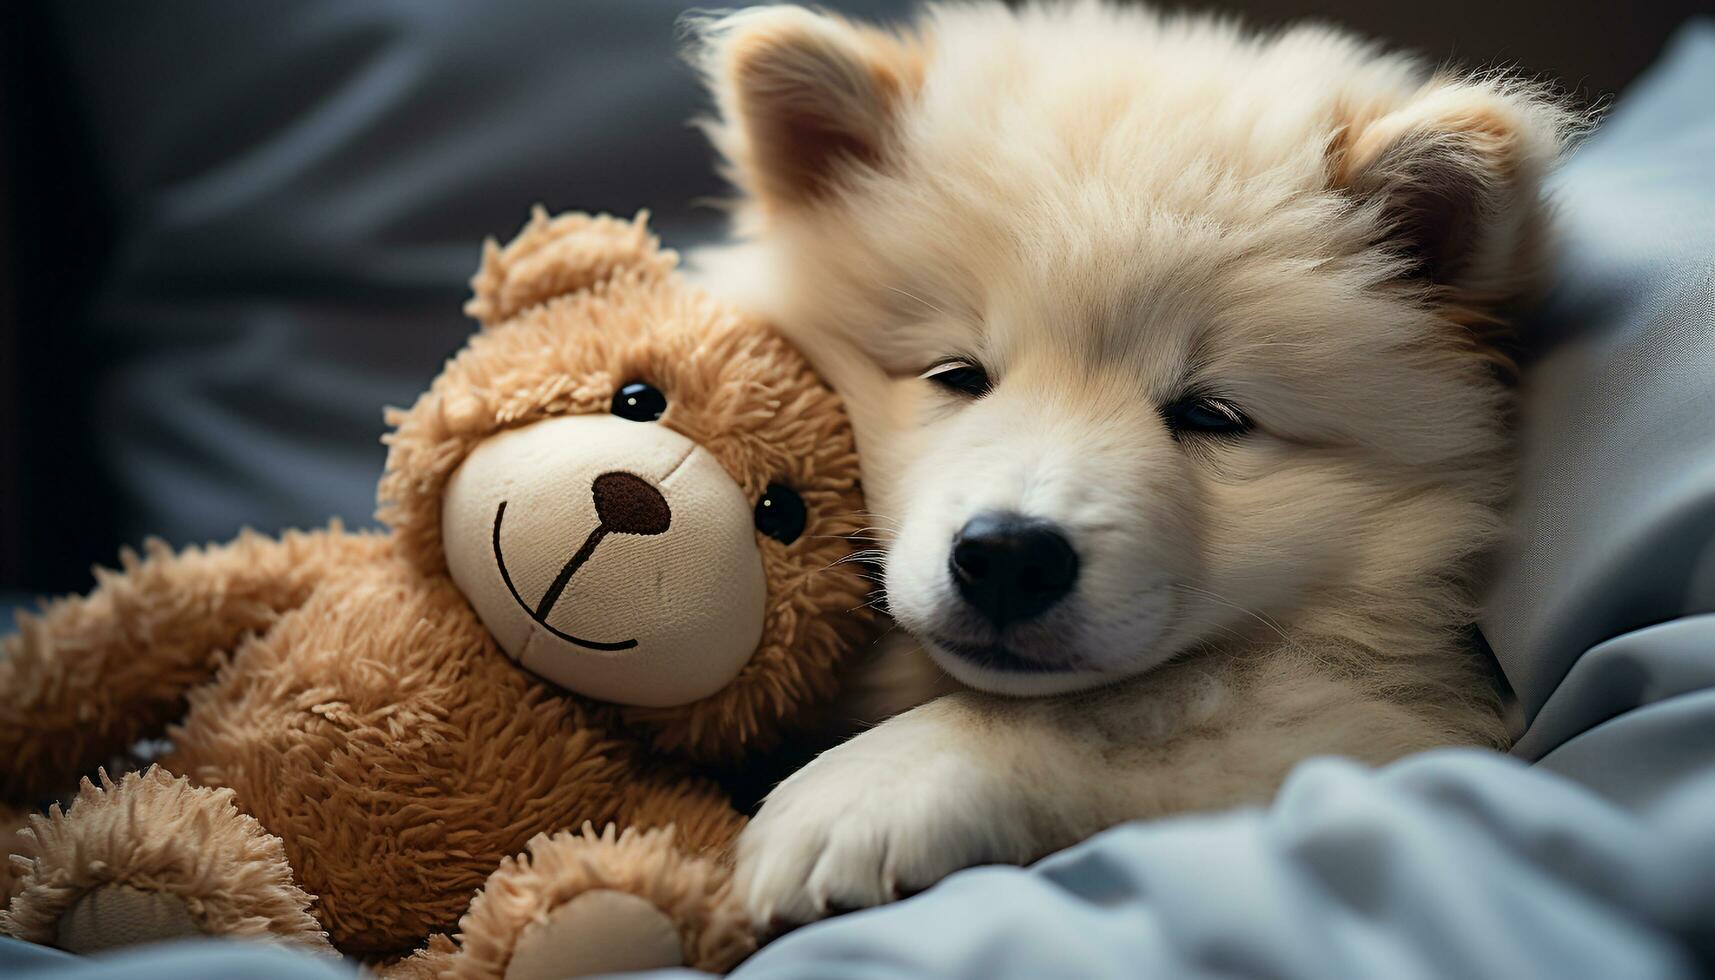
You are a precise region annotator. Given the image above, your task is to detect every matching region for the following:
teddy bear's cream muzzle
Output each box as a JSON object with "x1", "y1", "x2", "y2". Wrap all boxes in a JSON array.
[{"x1": 441, "y1": 413, "x2": 768, "y2": 706}]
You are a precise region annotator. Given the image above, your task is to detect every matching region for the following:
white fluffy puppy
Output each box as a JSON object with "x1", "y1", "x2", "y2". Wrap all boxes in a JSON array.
[{"x1": 689, "y1": 0, "x2": 1575, "y2": 927}]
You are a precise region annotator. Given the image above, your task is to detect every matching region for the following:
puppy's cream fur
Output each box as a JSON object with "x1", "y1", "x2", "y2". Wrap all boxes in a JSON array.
[{"x1": 690, "y1": 1, "x2": 1575, "y2": 925}]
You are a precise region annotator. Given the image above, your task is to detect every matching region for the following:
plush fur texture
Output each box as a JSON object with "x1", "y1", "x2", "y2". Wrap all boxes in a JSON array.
[
  {"x1": 0, "y1": 806, "x2": 26, "y2": 908},
  {"x1": 1, "y1": 769, "x2": 330, "y2": 951},
  {"x1": 384, "y1": 210, "x2": 876, "y2": 762},
  {"x1": 431, "y1": 824, "x2": 753, "y2": 979},
  {"x1": 688, "y1": 1, "x2": 1579, "y2": 925},
  {"x1": 0, "y1": 211, "x2": 877, "y2": 973}
]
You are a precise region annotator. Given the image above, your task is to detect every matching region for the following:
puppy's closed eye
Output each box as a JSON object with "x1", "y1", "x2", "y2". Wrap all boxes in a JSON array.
[
  {"x1": 921, "y1": 358, "x2": 993, "y2": 398},
  {"x1": 1162, "y1": 393, "x2": 1253, "y2": 438}
]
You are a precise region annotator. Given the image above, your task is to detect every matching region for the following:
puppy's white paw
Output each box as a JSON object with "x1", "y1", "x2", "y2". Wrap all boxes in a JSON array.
[{"x1": 734, "y1": 709, "x2": 1030, "y2": 927}]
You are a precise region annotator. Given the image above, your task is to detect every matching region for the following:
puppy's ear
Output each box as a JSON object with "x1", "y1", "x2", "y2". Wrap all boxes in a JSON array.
[
  {"x1": 693, "y1": 6, "x2": 923, "y2": 208},
  {"x1": 1333, "y1": 78, "x2": 1574, "y2": 304}
]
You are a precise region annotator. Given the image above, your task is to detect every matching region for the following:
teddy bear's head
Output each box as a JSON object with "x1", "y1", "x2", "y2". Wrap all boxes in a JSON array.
[{"x1": 377, "y1": 210, "x2": 876, "y2": 757}]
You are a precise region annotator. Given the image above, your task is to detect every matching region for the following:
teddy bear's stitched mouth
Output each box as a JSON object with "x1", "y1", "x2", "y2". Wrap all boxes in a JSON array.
[{"x1": 491, "y1": 501, "x2": 637, "y2": 651}]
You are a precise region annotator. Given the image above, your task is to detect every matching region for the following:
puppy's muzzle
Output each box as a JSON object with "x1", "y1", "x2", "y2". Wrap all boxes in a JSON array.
[{"x1": 949, "y1": 511, "x2": 1080, "y2": 627}]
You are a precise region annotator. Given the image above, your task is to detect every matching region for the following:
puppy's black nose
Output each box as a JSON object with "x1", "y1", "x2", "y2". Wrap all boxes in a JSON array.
[{"x1": 949, "y1": 511, "x2": 1079, "y2": 627}]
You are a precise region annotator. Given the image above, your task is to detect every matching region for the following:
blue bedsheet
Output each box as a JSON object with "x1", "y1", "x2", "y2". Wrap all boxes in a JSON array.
[
  {"x1": 708, "y1": 624, "x2": 1715, "y2": 979},
  {"x1": 5, "y1": 16, "x2": 1713, "y2": 980}
]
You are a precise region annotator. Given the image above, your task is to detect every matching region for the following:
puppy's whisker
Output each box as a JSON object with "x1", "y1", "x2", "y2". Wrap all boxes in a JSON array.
[
  {"x1": 808, "y1": 534, "x2": 892, "y2": 545},
  {"x1": 884, "y1": 286, "x2": 953, "y2": 322},
  {"x1": 1156, "y1": 619, "x2": 1249, "y2": 650},
  {"x1": 848, "y1": 593, "x2": 892, "y2": 615},
  {"x1": 1172, "y1": 585, "x2": 1336, "y2": 671},
  {"x1": 829, "y1": 549, "x2": 889, "y2": 570}
]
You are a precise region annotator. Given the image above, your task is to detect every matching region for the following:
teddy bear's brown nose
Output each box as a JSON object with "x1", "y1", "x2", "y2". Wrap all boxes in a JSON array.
[{"x1": 592, "y1": 472, "x2": 671, "y2": 536}]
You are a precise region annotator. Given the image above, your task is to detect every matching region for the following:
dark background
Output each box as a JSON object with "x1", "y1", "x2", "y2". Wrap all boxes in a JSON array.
[{"x1": 1, "y1": 0, "x2": 1708, "y2": 597}]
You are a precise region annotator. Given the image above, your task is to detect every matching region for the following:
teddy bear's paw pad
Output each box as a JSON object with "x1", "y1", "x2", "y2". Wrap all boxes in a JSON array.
[
  {"x1": 56, "y1": 883, "x2": 205, "y2": 954},
  {"x1": 504, "y1": 889, "x2": 683, "y2": 980}
]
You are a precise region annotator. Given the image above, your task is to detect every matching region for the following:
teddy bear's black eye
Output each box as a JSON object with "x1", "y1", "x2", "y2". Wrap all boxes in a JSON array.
[
  {"x1": 611, "y1": 381, "x2": 666, "y2": 422},
  {"x1": 754, "y1": 483, "x2": 807, "y2": 544}
]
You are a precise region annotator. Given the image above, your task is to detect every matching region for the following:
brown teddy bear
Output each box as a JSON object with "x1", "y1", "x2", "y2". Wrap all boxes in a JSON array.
[{"x1": 0, "y1": 210, "x2": 879, "y2": 978}]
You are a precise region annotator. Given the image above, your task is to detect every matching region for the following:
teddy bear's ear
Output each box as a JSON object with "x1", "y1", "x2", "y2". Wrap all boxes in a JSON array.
[{"x1": 464, "y1": 208, "x2": 678, "y2": 327}]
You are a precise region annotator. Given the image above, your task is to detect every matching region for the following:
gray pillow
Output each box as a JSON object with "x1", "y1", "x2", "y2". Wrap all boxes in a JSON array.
[
  {"x1": 1483, "y1": 19, "x2": 1715, "y2": 750},
  {"x1": 49, "y1": 0, "x2": 911, "y2": 551}
]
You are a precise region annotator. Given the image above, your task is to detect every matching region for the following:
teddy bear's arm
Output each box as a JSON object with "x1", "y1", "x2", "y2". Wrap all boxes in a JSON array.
[
  {"x1": 619, "y1": 776, "x2": 749, "y2": 857},
  {"x1": 0, "y1": 525, "x2": 388, "y2": 804},
  {"x1": 427, "y1": 776, "x2": 755, "y2": 979}
]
